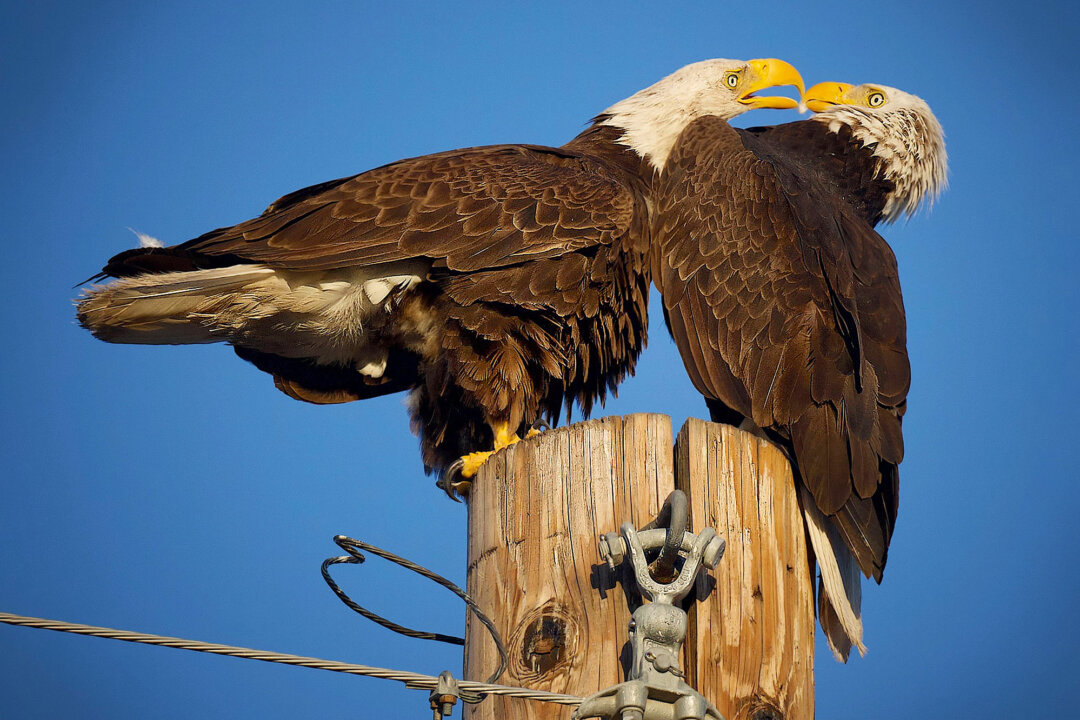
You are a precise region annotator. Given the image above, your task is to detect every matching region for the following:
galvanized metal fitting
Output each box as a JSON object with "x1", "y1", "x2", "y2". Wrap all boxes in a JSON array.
[
  {"x1": 428, "y1": 670, "x2": 461, "y2": 719},
  {"x1": 598, "y1": 531, "x2": 626, "y2": 569},
  {"x1": 575, "y1": 491, "x2": 727, "y2": 720}
]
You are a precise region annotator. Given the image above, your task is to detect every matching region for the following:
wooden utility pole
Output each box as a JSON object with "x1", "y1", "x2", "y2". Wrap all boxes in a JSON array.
[
  {"x1": 463, "y1": 414, "x2": 814, "y2": 720},
  {"x1": 675, "y1": 418, "x2": 815, "y2": 720}
]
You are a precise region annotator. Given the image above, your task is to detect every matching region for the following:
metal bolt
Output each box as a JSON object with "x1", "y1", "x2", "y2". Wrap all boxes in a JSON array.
[
  {"x1": 431, "y1": 695, "x2": 456, "y2": 719},
  {"x1": 598, "y1": 532, "x2": 626, "y2": 569},
  {"x1": 701, "y1": 536, "x2": 726, "y2": 570}
]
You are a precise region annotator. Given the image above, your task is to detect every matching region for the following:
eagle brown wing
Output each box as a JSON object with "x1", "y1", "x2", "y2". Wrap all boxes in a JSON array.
[
  {"x1": 86, "y1": 139, "x2": 651, "y2": 476},
  {"x1": 653, "y1": 116, "x2": 907, "y2": 581},
  {"x1": 102, "y1": 144, "x2": 638, "y2": 277}
]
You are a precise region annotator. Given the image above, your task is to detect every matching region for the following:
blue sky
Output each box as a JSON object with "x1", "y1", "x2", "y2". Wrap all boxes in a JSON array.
[{"x1": 2, "y1": 1, "x2": 1078, "y2": 717}]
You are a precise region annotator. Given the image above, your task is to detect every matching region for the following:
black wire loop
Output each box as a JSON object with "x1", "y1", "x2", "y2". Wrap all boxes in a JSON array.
[{"x1": 321, "y1": 535, "x2": 508, "y2": 695}]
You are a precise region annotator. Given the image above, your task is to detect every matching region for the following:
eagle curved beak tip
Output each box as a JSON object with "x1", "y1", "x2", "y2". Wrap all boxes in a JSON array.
[
  {"x1": 803, "y1": 82, "x2": 856, "y2": 113},
  {"x1": 741, "y1": 58, "x2": 805, "y2": 111}
]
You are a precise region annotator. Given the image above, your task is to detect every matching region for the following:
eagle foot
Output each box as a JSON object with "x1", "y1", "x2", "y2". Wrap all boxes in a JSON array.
[
  {"x1": 458, "y1": 449, "x2": 495, "y2": 479},
  {"x1": 445, "y1": 423, "x2": 526, "y2": 487},
  {"x1": 440, "y1": 422, "x2": 548, "y2": 500}
]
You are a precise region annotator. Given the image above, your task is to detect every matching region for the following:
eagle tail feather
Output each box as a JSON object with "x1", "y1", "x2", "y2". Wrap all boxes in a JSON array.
[
  {"x1": 76, "y1": 265, "x2": 279, "y2": 344},
  {"x1": 801, "y1": 484, "x2": 866, "y2": 662}
]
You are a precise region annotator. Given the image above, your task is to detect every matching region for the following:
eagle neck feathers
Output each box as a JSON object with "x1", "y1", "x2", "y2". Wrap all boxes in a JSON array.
[{"x1": 811, "y1": 105, "x2": 947, "y2": 222}]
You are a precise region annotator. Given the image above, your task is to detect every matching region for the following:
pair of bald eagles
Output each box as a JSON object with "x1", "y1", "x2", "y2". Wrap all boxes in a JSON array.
[{"x1": 78, "y1": 58, "x2": 947, "y2": 659}]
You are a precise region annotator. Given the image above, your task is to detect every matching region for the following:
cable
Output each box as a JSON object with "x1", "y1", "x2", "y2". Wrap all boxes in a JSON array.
[
  {"x1": 0, "y1": 612, "x2": 581, "y2": 706},
  {"x1": 321, "y1": 538, "x2": 466, "y2": 646},
  {"x1": 320, "y1": 535, "x2": 509, "y2": 686}
]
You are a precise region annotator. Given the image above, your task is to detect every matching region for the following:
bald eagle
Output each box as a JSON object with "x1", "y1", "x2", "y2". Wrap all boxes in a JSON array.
[
  {"x1": 653, "y1": 81, "x2": 946, "y2": 659},
  {"x1": 77, "y1": 59, "x2": 803, "y2": 488}
]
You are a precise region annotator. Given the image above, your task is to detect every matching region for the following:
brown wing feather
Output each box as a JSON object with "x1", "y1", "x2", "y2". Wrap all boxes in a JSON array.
[
  {"x1": 89, "y1": 136, "x2": 652, "y2": 479},
  {"x1": 152, "y1": 145, "x2": 638, "y2": 274},
  {"x1": 654, "y1": 116, "x2": 909, "y2": 581}
]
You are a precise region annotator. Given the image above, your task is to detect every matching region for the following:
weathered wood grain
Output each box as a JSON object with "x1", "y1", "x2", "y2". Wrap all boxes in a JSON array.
[
  {"x1": 464, "y1": 414, "x2": 673, "y2": 719},
  {"x1": 462, "y1": 414, "x2": 814, "y2": 720},
  {"x1": 677, "y1": 418, "x2": 814, "y2": 720}
]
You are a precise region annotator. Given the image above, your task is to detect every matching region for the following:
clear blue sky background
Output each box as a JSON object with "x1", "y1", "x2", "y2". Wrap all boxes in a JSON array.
[{"x1": 2, "y1": 1, "x2": 1077, "y2": 717}]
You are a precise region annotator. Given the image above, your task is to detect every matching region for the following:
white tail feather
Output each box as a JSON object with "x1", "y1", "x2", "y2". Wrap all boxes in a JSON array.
[
  {"x1": 77, "y1": 266, "x2": 278, "y2": 344},
  {"x1": 77, "y1": 260, "x2": 429, "y2": 366},
  {"x1": 800, "y1": 485, "x2": 866, "y2": 661}
]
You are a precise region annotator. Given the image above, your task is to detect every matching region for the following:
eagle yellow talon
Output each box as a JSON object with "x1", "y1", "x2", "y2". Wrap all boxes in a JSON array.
[
  {"x1": 458, "y1": 449, "x2": 495, "y2": 479},
  {"x1": 455, "y1": 421, "x2": 534, "y2": 480},
  {"x1": 525, "y1": 427, "x2": 541, "y2": 438}
]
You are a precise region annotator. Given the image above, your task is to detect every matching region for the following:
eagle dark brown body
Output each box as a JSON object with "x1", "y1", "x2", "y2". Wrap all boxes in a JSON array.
[
  {"x1": 656, "y1": 116, "x2": 905, "y2": 581},
  {"x1": 653, "y1": 100, "x2": 945, "y2": 657},
  {"x1": 82, "y1": 126, "x2": 654, "y2": 476}
]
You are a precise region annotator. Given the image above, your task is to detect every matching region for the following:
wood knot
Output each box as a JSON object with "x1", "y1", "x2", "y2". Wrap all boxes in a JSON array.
[
  {"x1": 736, "y1": 696, "x2": 785, "y2": 720},
  {"x1": 512, "y1": 604, "x2": 578, "y2": 679}
]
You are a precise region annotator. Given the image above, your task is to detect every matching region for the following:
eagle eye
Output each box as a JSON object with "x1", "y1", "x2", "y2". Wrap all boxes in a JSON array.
[
  {"x1": 868, "y1": 91, "x2": 886, "y2": 107},
  {"x1": 724, "y1": 72, "x2": 741, "y2": 89}
]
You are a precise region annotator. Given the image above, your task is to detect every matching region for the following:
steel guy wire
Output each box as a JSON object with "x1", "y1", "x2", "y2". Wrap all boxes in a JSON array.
[{"x1": 0, "y1": 611, "x2": 581, "y2": 706}]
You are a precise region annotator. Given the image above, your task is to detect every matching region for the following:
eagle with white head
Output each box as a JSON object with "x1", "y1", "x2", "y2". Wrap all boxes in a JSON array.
[
  {"x1": 803, "y1": 82, "x2": 948, "y2": 220},
  {"x1": 77, "y1": 58, "x2": 803, "y2": 489},
  {"x1": 653, "y1": 77, "x2": 946, "y2": 660}
]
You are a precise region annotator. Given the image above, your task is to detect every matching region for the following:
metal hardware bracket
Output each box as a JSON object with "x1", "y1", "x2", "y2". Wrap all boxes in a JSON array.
[{"x1": 576, "y1": 490, "x2": 727, "y2": 720}]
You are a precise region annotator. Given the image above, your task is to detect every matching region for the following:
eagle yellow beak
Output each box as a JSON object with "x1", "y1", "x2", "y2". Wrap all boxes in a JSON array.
[
  {"x1": 739, "y1": 59, "x2": 804, "y2": 110},
  {"x1": 803, "y1": 82, "x2": 856, "y2": 112}
]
